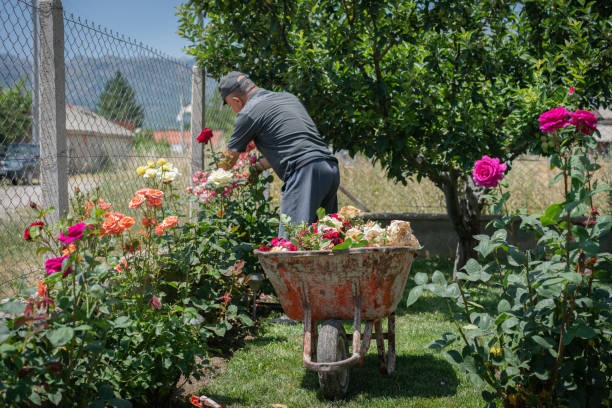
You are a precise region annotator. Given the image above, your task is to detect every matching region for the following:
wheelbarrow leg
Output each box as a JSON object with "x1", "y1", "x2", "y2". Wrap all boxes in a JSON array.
[
  {"x1": 374, "y1": 320, "x2": 387, "y2": 374},
  {"x1": 387, "y1": 312, "x2": 396, "y2": 374},
  {"x1": 311, "y1": 318, "x2": 318, "y2": 361}
]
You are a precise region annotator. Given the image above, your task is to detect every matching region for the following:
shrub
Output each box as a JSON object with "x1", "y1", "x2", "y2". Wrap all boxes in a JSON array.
[
  {"x1": 408, "y1": 105, "x2": 611, "y2": 407},
  {"x1": 0, "y1": 164, "x2": 207, "y2": 406}
]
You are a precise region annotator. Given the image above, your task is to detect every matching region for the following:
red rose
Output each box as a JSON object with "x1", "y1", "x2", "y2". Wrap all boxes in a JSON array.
[
  {"x1": 197, "y1": 128, "x2": 213, "y2": 144},
  {"x1": 24, "y1": 221, "x2": 45, "y2": 240}
]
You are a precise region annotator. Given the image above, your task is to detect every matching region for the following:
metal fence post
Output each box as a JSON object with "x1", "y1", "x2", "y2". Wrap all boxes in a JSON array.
[
  {"x1": 190, "y1": 65, "x2": 204, "y2": 217},
  {"x1": 38, "y1": 0, "x2": 68, "y2": 224}
]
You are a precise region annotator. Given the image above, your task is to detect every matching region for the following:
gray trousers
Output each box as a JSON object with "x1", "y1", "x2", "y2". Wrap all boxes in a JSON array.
[{"x1": 279, "y1": 159, "x2": 340, "y2": 237}]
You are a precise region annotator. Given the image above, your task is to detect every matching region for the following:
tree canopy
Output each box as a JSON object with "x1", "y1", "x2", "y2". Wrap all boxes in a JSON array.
[
  {"x1": 0, "y1": 79, "x2": 32, "y2": 147},
  {"x1": 178, "y1": 0, "x2": 611, "y2": 269},
  {"x1": 95, "y1": 70, "x2": 144, "y2": 130}
]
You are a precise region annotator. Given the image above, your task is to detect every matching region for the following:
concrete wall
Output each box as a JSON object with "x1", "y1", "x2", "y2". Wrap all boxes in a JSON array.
[{"x1": 361, "y1": 212, "x2": 612, "y2": 258}]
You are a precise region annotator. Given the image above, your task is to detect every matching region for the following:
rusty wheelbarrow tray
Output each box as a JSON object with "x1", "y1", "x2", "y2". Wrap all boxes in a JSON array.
[{"x1": 254, "y1": 246, "x2": 417, "y2": 399}]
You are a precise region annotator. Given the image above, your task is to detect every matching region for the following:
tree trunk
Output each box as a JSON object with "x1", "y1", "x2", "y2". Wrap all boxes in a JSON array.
[{"x1": 438, "y1": 172, "x2": 484, "y2": 279}]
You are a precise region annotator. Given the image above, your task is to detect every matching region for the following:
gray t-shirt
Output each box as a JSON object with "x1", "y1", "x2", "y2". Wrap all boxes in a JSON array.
[{"x1": 226, "y1": 89, "x2": 336, "y2": 181}]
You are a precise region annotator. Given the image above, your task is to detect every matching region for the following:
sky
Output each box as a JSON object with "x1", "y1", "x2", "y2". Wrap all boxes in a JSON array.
[{"x1": 61, "y1": 0, "x2": 194, "y2": 59}]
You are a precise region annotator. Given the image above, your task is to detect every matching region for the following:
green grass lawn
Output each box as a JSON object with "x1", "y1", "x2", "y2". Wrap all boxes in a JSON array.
[{"x1": 195, "y1": 257, "x2": 493, "y2": 407}]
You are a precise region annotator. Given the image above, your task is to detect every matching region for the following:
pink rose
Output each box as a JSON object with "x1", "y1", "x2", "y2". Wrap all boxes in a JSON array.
[
  {"x1": 569, "y1": 87, "x2": 575, "y2": 94},
  {"x1": 45, "y1": 255, "x2": 72, "y2": 278},
  {"x1": 537, "y1": 106, "x2": 570, "y2": 133},
  {"x1": 472, "y1": 155, "x2": 507, "y2": 188},
  {"x1": 197, "y1": 128, "x2": 213, "y2": 144},
  {"x1": 58, "y1": 222, "x2": 87, "y2": 245},
  {"x1": 148, "y1": 295, "x2": 162, "y2": 310},
  {"x1": 569, "y1": 110, "x2": 597, "y2": 135}
]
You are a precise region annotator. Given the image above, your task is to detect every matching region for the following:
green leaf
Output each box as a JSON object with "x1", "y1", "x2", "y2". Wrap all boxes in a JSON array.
[
  {"x1": 444, "y1": 349, "x2": 463, "y2": 365},
  {"x1": 332, "y1": 238, "x2": 352, "y2": 250},
  {"x1": 406, "y1": 286, "x2": 423, "y2": 307},
  {"x1": 237, "y1": 314, "x2": 253, "y2": 326},
  {"x1": 0, "y1": 324, "x2": 9, "y2": 343},
  {"x1": 109, "y1": 399, "x2": 133, "y2": 408},
  {"x1": 532, "y1": 335, "x2": 555, "y2": 351},
  {"x1": 47, "y1": 327, "x2": 74, "y2": 347},
  {"x1": 112, "y1": 316, "x2": 131, "y2": 329},
  {"x1": 432, "y1": 270, "x2": 447, "y2": 286},
  {"x1": 497, "y1": 299, "x2": 511, "y2": 313},
  {"x1": 413, "y1": 272, "x2": 428, "y2": 286},
  {"x1": 29, "y1": 391, "x2": 41, "y2": 405},
  {"x1": 541, "y1": 203, "x2": 563, "y2": 226},
  {"x1": 316, "y1": 207, "x2": 326, "y2": 220},
  {"x1": 48, "y1": 390, "x2": 62, "y2": 405},
  {"x1": 0, "y1": 301, "x2": 26, "y2": 316}
]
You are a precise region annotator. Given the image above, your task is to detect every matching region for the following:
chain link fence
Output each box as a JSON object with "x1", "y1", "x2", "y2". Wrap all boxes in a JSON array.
[
  {"x1": 1, "y1": 1, "x2": 611, "y2": 295},
  {"x1": 0, "y1": 0, "x2": 235, "y2": 295}
]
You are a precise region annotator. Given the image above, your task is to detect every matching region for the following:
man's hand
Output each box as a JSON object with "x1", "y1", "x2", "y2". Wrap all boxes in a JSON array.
[{"x1": 217, "y1": 149, "x2": 240, "y2": 170}]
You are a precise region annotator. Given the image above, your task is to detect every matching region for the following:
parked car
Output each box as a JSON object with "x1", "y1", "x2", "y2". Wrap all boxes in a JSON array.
[{"x1": 0, "y1": 143, "x2": 40, "y2": 185}]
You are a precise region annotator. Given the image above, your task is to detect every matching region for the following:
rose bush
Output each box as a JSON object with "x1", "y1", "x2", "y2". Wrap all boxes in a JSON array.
[
  {"x1": 0, "y1": 163, "x2": 209, "y2": 406},
  {"x1": 408, "y1": 105, "x2": 611, "y2": 407}
]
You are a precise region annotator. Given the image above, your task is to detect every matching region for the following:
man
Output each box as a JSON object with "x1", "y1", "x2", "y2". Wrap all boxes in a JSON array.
[{"x1": 217, "y1": 71, "x2": 340, "y2": 236}]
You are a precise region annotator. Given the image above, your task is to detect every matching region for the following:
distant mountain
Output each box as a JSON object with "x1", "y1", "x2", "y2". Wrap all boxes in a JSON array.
[{"x1": 0, "y1": 53, "x2": 223, "y2": 129}]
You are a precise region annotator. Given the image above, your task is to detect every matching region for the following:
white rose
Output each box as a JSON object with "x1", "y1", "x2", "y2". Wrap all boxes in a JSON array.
[
  {"x1": 362, "y1": 221, "x2": 385, "y2": 244},
  {"x1": 386, "y1": 220, "x2": 413, "y2": 246},
  {"x1": 321, "y1": 215, "x2": 344, "y2": 231},
  {"x1": 207, "y1": 169, "x2": 234, "y2": 188}
]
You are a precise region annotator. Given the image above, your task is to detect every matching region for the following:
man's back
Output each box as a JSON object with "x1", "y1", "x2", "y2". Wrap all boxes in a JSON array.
[{"x1": 227, "y1": 89, "x2": 335, "y2": 181}]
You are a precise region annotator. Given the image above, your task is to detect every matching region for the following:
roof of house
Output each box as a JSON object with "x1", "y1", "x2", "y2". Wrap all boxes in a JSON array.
[
  {"x1": 66, "y1": 104, "x2": 134, "y2": 138},
  {"x1": 152, "y1": 130, "x2": 224, "y2": 146}
]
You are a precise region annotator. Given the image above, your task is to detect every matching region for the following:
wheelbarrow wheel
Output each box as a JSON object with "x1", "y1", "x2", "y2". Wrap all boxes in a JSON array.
[{"x1": 317, "y1": 320, "x2": 349, "y2": 400}]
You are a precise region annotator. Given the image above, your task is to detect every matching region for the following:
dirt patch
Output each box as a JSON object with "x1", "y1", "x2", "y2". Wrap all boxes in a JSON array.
[{"x1": 175, "y1": 355, "x2": 228, "y2": 402}]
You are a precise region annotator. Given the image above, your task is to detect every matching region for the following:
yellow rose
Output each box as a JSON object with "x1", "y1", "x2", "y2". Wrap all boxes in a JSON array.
[
  {"x1": 136, "y1": 166, "x2": 147, "y2": 176},
  {"x1": 161, "y1": 163, "x2": 171, "y2": 171},
  {"x1": 147, "y1": 160, "x2": 155, "y2": 168},
  {"x1": 489, "y1": 347, "x2": 502, "y2": 357},
  {"x1": 157, "y1": 158, "x2": 167, "y2": 166}
]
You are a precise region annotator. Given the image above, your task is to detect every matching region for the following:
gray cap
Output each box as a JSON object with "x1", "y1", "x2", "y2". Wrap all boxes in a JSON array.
[{"x1": 218, "y1": 71, "x2": 249, "y2": 105}]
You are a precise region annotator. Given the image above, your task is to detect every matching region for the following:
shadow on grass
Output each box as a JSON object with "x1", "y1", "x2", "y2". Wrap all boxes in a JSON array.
[{"x1": 300, "y1": 353, "x2": 458, "y2": 401}]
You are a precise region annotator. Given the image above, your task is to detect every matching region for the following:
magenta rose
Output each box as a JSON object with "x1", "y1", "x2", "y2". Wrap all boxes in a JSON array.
[
  {"x1": 270, "y1": 238, "x2": 298, "y2": 251},
  {"x1": 569, "y1": 110, "x2": 597, "y2": 135},
  {"x1": 58, "y1": 222, "x2": 87, "y2": 245},
  {"x1": 45, "y1": 255, "x2": 73, "y2": 278},
  {"x1": 537, "y1": 106, "x2": 570, "y2": 134},
  {"x1": 472, "y1": 155, "x2": 507, "y2": 188}
]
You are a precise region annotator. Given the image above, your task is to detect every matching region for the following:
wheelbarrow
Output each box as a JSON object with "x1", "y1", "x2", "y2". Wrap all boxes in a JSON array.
[{"x1": 254, "y1": 246, "x2": 417, "y2": 399}]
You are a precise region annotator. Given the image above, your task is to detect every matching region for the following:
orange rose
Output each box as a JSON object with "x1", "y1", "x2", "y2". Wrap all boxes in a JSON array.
[
  {"x1": 98, "y1": 198, "x2": 112, "y2": 210},
  {"x1": 160, "y1": 216, "x2": 178, "y2": 229},
  {"x1": 61, "y1": 243, "x2": 77, "y2": 256},
  {"x1": 102, "y1": 212, "x2": 124, "y2": 235},
  {"x1": 129, "y1": 195, "x2": 146, "y2": 209},
  {"x1": 147, "y1": 189, "x2": 163, "y2": 200},
  {"x1": 119, "y1": 216, "x2": 135, "y2": 231},
  {"x1": 147, "y1": 197, "x2": 163, "y2": 207},
  {"x1": 217, "y1": 210, "x2": 226, "y2": 218},
  {"x1": 141, "y1": 217, "x2": 151, "y2": 227},
  {"x1": 155, "y1": 225, "x2": 164, "y2": 236}
]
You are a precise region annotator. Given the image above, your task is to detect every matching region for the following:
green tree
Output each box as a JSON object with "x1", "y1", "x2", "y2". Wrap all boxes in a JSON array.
[
  {"x1": 95, "y1": 70, "x2": 144, "y2": 130},
  {"x1": 178, "y1": 0, "x2": 611, "y2": 271},
  {"x1": 0, "y1": 79, "x2": 32, "y2": 147}
]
